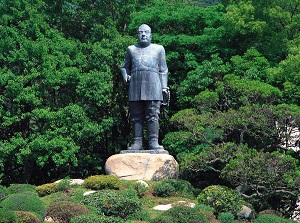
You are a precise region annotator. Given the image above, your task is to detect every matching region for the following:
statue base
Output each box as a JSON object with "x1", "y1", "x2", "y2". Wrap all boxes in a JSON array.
[
  {"x1": 105, "y1": 153, "x2": 178, "y2": 180},
  {"x1": 120, "y1": 149, "x2": 169, "y2": 155}
]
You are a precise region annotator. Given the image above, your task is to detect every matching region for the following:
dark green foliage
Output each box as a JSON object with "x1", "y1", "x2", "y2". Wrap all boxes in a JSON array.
[
  {"x1": 70, "y1": 214, "x2": 126, "y2": 223},
  {"x1": 0, "y1": 208, "x2": 17, "y2": 223},
  {"x1": 0, "y1": 186, "x2": 8, "y2": 202},
  {"x1": 152, "y1": 182, "x2": 175, "y2": 198},
  {"x1": 14, "y1": 211, "x2": 41, "y2": 223},
  {"x1": 0, "y1": 193, "x2": 45, "y2": 218},
  {"x1": 81, "y1": 190, "x2": 141, "y2": 219},
  {"x1": 197, "y1": 185, "x2": 245, "y2": 215},
  {"x1": 133, "y1": 181, "x2": 149, "y2": 198},
  {"x1": 253, "y1": 214, "x2": 297, "y2": 223},
  {"x1": 83, "y1": 175, "x2": 120, "y2": 190},
  {"x1": 126, "y1": 209, "x2": 151, "y2": 222},
  {"x1": 7, "y1": 184, "x2": 36, "y2": 195},
  {"x1": 151, "y1": 206, "x2": 210, "y2": 223},
  {"x1": 218, "y1": 212, "x2": 236, "y2": 223},
  {"x1": 46, "y1": 201, "x2": 91, "y2": 223}
]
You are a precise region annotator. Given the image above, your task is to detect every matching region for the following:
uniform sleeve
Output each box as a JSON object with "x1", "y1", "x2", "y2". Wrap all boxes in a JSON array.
[{"x1": 159, "y1": 46, "x2": 168, "y2": 89}]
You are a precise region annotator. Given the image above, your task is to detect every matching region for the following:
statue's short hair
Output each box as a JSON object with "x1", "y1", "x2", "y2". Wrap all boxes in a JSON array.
[{"x1": 138, "y1": 24, "x2": 151, "y2": 33}]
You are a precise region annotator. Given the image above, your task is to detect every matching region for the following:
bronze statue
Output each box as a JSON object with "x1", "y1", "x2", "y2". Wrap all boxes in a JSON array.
[{"x1": 121, "y1": 24, "x2": 169, "y2": 151}]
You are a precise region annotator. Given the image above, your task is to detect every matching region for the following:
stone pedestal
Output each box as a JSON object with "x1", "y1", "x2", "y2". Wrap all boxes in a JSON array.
[{"x1": 104, "y1": 151, "x2": 179, "y2": 180}]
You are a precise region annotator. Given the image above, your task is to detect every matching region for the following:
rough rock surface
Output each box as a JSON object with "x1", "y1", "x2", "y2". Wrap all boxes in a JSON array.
[{"x1": 105, "y1": 153, "x2": 179, "y2": 180}]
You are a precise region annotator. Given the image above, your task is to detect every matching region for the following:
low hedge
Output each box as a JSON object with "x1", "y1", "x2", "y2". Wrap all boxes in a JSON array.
[{"x1": 83, "y1": 175, "x2": 120, "y2": 190}]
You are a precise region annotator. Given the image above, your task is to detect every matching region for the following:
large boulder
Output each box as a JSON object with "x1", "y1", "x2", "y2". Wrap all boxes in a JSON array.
[{"x1": 105, "y1": 153, "x2": 179, "y2": 180}]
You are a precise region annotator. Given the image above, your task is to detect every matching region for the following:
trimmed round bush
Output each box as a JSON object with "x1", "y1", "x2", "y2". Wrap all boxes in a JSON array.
[
  {"x1": 0, "y1": 193, "x2": 45, "y2": 218},
  {"x1": 0, "y1": 186, "x2": 9, "y2": 202},
  {"x1": 152, "y1": 182, "x2": 175, "y2": 197},
  {"x1": 253, "y1": 214, "x2": 297, "y2": 223},
  {"x1": 14, "y1": 211, "x2": 40, "y2": 223},
  {"x1": 133, "y1": 181, "x2": 148, "y2": 198},
  {"x1": 82, "y1": 190, "x2": 141, "y2": 219},
  {"x1": 7, "y1": 184, "x2": 36, "y2": 195},
  {"x1": 197, "y1": 185, "x2": 244, "y2": 215},
  {"x1": 218, "y1": 212, "x2": 236, "y2": 223},
  {"x1": 71, "y1": 214, "x2": 126, "y2": 223},
  {"x1": 152, "y1": 206, "x2": 210, "y2": 223},
  {"x1": 161, "y1": 179, "x2": 196, "y2": 198},
  {"x1": 0, "y1": 208, "x2": 17, "y2": 223},
  {"x1": 83, "y1": 175, "x2": 120, "y2": 190},
  {"x1": 46, "y1": 201, "x2": 91, "y2": 223},
  {"x1": 35, "y1": 182, "x2": 58, "y2": 197}
]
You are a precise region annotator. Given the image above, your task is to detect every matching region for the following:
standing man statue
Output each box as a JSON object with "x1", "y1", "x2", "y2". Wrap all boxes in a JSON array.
[{"x1": 120, "y1": 24, "x2": 169, "y2": 151}]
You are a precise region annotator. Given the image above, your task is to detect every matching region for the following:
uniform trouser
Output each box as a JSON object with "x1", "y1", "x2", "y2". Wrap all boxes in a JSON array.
[{"x1": 129, "y1": 101, "x2": 162, "y2": 149}]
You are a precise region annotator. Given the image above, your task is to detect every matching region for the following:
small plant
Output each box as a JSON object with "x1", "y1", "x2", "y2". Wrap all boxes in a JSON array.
[
  {"x1": 0, "y1": 208, "x2": 17, "y2": 223},
  {"x1": 83, "y1": 175, "x2": 120, "y2": 190},
  {"x1": 7, "y1": 184, "x2": 36, "y2": 195},
  {"x1": 14, "y1": 211, "x2": 41, "y2": 223},
  {"x1": 253, "y1": 214, "x2": 297, "y2": 223},
  {"x1": 46, "y1": 201, "x2": 91, "y2": 223},
  {"x1": 152, "y1": 181, "x2": 175, "y2": 197},
  {"x1": 197, "y1": 185, "x2": 245, "y2": 215},
  {"x1": 151, "y1": 206, "x2": 210, "y2": 223},
  {"x1": 0, "y1": 193, "x2": 46, "y2": 218},
  {"x1": 162, "y1": 179, "x2": 196, "y2": 198},
  {"x1": 218, "y1": 212, "x2": 236, "y2": 223},
  {"x1": 133, "y1": 181, "x2": 148, "y2": 198},
  {"x1": 56, "y1": 177, "x2": 71, "y2": 192},
  {"x1": 0, "y1": 185, "x2": 9, "y2": 202},
  {"x1": 82, "y1": 189, "x2": 141, "y2": 219},
  {"x1": 36, "y1": 182, "x2": 58, "y2": 196},
  {"x1": 71, "y1": 214, "x2": 126, "y2": 223}
]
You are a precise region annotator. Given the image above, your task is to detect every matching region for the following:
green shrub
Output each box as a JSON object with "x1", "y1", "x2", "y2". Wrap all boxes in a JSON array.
[
  {"x1": 46, "y1": 201, "x2": 91, "y2": 223},
  {"x1": 0, "y1": 193, "x2": 45, "y2": 218},
  {"x1": 152, "y1": 182, "x2": 175, "y2": 197},
  {"x1": 133, "y1": 181, "x2": 148, "y2": 198},
  {"x1": 253, "y1": 214, "x2": 297, "y2": 223},
  {"x1": 56, "y1": 178, "x2": 71, "y2": 192},
  {"x1": 7, "y1": 184, "x2": 36, "y2": 195},
  {"x1": 70, "y1": 214, "x2": 126, "y2": 223},
  {"x1": 197, "y1": 185, "x2": 244, "y2": 215},
  {"x1": 14, "y1": 211, "x2": 41, "y2": 223},
  {"x1": 0, "y1": 208, "x2": 17, "y2": 223},
  {"x1": 151, "y1": 206, "x2": 210, "y2": 223},
  {"x1": 194, "y1": 204, "x2": 217, "y2": 222},
  {"x1": 162, "y1": 179, "x2": 195, "y2": 198},
  {"x1": 218, "y1": 212, "x2": 236, "y2": 223},
  {"x1": 0, "y1": 185, "x2": 9, "y2": 202},
  {"x1": 35, "y1": 183, "x2": 58, "y2": 197},
  {"x1": 82, "y1": 190, "x2": 141, "y2": 219},
  {"x1": 83, "y1": 175, "x2": 120, "y2": 190},
  {"x1": 127, "y1": 209, "x2": 151, "y2": 222}
]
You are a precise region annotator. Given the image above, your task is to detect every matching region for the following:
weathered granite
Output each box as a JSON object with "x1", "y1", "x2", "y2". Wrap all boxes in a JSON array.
[{"x1": 105, "y1": 153, "x2": 178, "y2": 180}]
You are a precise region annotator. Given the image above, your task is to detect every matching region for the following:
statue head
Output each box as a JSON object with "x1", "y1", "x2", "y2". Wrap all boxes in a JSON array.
[{"x1": 137, "y1": 24, "x2": 152, "y2": 47}]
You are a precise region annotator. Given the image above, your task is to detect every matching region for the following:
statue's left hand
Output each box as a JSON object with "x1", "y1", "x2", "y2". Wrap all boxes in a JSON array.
[{"x1": 162, "y1": 87, "x2": 170, "y2": 106}]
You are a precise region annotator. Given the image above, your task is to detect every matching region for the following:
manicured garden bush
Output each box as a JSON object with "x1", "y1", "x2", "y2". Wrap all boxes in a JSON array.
[
  {"x1": 0, "y1": 208, "x2": 17, "y2": 223},
  {"x1": 0, "y1": 193, "x2": 46, "y2": 218},
  {"x1": 0, "y1": 185, "x2": 9, "y2": 202},
  {"x1": 218, "y1": 212, "x2": 236, "y2": 223},
  {"x1": 46, "y1": 201, "x2": 91, "y2": 223},
  {"x1": 83, "y1": 175, "x2": 120, "y2": 190},
  {"x1": 253, "y1": 214, "x2": 297, "y2": 223},
  {"x1": 14, "y1": 211, "x2": 41, "y2": 223},
  {"x1": 7, "y1": 184, "x2": 36, "y2": 195},
  {"x1": 81, "y1": 189, "x2": 141, "y2": 219},
  {"x1": 35, "y1": 182, "x2": 59, "y2": 196},
  {"x1": 152, "y1": 182, "x2": 175, "y2": 197},
  {"x1": 151, "y1": 206, "x2": 210, "y2": 223},
  {"x1": 70, "y1": 214, "x2": 126, "y2": 223},
  {"x1": 197, "y1": 185, "x2": 245, "y2": 215},
  {"x1": 133, "y1": 181, "x2": 148, "y2": 198},
  {"x1": 162, "y1": 179, "x2": 196, "y2": 198}
]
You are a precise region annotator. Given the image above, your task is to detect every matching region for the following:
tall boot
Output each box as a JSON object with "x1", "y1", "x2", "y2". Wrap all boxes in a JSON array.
[
  {"x1": 128, "y1": 121, "x2": 143, "y2": 150},
  {"x1": 147, "y1": 121, "x2": 164, "y2": 150}
]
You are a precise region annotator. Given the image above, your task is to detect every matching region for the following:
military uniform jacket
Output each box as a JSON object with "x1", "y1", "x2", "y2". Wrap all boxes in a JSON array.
[{"x1": 121, "y1": 43, "x2": 168, "y2": 101}]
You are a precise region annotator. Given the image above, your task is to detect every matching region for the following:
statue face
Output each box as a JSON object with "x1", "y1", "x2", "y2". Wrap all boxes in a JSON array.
[{"x1": 138, "y1": 24, "x2": 152, "y2": 46}]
